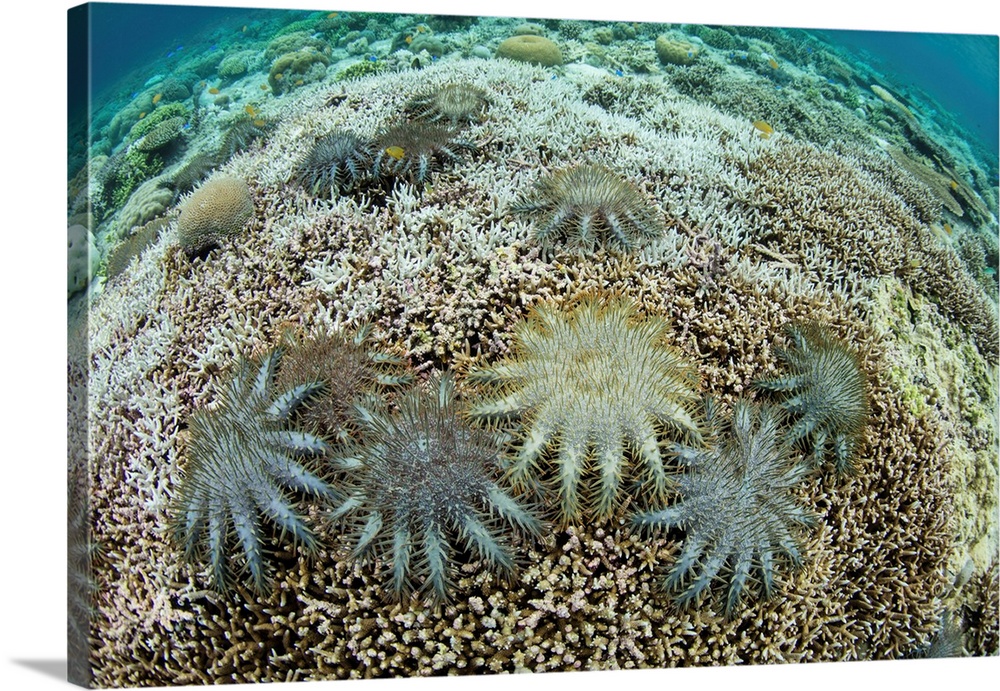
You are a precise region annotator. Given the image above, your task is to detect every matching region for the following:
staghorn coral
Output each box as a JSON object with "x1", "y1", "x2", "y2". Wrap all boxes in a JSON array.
[
  {"x1": 292, "y1": 130, "x2": 375, "y2": 197},
  {"x1": 513, "y1": 164, "x2": 666, "y2": 253},
  {"x1": 407, "y1": 82, "x2": 490, "y2": 126},
  {"x1": 373, "y1": 121, "x2": 476, "y2": 185},
  {"x1": 177, "y1": 175, "x2": 254, "y2": 255},
  {"x1": 273, "y1": 323, "x2": 412, "y2": 441},
  {"x1": 754, "y1": 323, "x2": 870, "y2": 473},
  {"x1": 469, "y1": 296, "x2": 702, "y2": 524},
  {"x1": 633, "y1": 399, "x2": 815, "y2": 616},
  {"x1": 330, "y1": 374, "x2": 543, "y2": 603},
  {"x1": 169, "y1": 349, "x2": 339, "y2": 594}
]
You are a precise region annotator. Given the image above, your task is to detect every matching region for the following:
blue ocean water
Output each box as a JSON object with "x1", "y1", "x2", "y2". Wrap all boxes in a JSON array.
[{"x1": 816, "y1": 28, "x2": 999, "y2": 155}]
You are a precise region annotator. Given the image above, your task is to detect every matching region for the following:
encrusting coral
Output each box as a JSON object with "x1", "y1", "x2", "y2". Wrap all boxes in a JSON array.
[
  {"x1": 469, "y1": 296, "x2": 702, "y2": 524},
  {"x1": 754, "y1": 323, "x2": 870, "y2": 473},
  {"x1": 633, "y1": 399, "x2": 815, "y2": 616},
  {"x1": 330, "y1": 374, "x2": 544, "y2": 603},
  {"x1": 169, "y1": 349, "x2": 339, "y2": 594},
  {"x1": 513, "y1": 164, "x2": 667, "y2": 253}
]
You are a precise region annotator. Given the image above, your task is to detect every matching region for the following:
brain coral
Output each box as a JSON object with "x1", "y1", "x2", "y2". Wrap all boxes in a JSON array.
[
  {"x1": 496, "y1": 35, "x2": 563, "y2": 66},
  {"x1": 177, "y1": 175, "x2": 254, "y2": 255}
]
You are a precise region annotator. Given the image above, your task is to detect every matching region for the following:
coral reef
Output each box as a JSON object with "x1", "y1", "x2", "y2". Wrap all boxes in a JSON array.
[
  {"x1": 512, "y1": 164, "x2": 667, "y2": 253},
  {"x1": 169, "y1": 349, "x2": 339, "y2": 594},
  {"x1": 469, "y1": 296, "x2": 702, "y2": 524},
  {"x1": 269, "y1": 49, "x2": 331, "y2": 94},
  {"x1": 331, "y1": 375, "x2": 543, "y2": 603},
  {"x1": 176, "y1": 175, "x2": 254, "y2": 255},
  {"x1": 134, "y1": 115, "x2": 187, "y2": 152},
  {"x1": 634, "y1": 399, "x2": 815, "y2": 616},
  {"x1": 754, "y1": 323, "x2": 870, "y2": 472}
]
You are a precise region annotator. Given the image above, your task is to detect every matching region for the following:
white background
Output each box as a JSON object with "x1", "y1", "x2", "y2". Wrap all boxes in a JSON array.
[{"x1": 2, "y1": 0, "x2": 997, "y2": 689}]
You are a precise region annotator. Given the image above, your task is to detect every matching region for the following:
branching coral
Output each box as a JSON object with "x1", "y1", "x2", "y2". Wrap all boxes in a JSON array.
[
  {"x1": 633, "y1": 399, "x2": 815, "y2": 616},
  {"x1": 330, "y1": 375, "x2": 543, "y2": 603},
  {"x1": 169, "y1": 349, "x2": 340, "y2": 594},
  {"x1": 469, "y1": 296, "x2": 702, "y2": 524},
  {"x1": 512, "y1": 164, "x2": 666, "y2": 253},
  {"x1": 754, "y1": 323, "x2": 870, "y2": 473}
]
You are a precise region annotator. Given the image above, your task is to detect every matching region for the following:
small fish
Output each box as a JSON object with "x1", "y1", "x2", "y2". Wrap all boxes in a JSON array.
[
  {"x1": 368, "y1": 55, "x2": 378, "y2": 62},
  {"x1": 294, "y1": 79, "x2": 304, "y2": 86},
  {"x1": 152, "y1": 92, "x2": 163, "y2": 105},
  {"x1": 950, "y1": 180, "x2": 959, "y2": 190},
  {"x1": 242, "y1": 25, "x2": 247, "y2": 32},
  {"x1": 209, "y1": 43, "x2": 218, "y2": 51},
  {"x1": 138, "y1": 111, "x2": 147, "y2": 119},
  {"x1": 261, "y1": 83, "x2": 269, "y2": 90},
  {"x1": 176, "y1": 46, "x2": 184, "y2": 51},
  {"x1": 753, "y1": 120, "x2": 774, "y2": 138},
  {"x1": 167, "y1": 51, "x2": 174, "y2": 58},
  {"x1": 943, "y1": 222, "x2": 953, "y2": 235},
  {"x1": 615, "y1": 69, "x2": 624, "y2": 77},
  {"x1": 385, "y1": 146, "x2": 405, "y2": 160},
  {"x1": 245, "y1": 104, "x2": 257, "y2": 117},
  {"x1": 417, "y1": 25, "x2": 426, "y2": 33},
  {"x1": 768, "y1": 58, "x2": 779, "y2": 69},
  {"x1": 431, "y1": 55, "x2": 438, "y2": 61},
  {"x1": 131, "y1": 91, "x2": 139, "y2": 99},
  {"x1": 274, "y1": 72, "x2": 284, "y2": 81},
  {"x1": 182, "y1": 122, "x2": 191, "y2": 130},
  {"x1": 253, "y1": 119, "x2": 266, "y2": 127},
  {"x1": 327, "y1": 12, "x2": 338, "y2": 18},
  {"x1": 687, "y1": 50, "x2": 694, "y2": 58},
  {"x1": 208, "y1": 87, "x2": 220, "y2": 94},
  {"x1": 405, "y1": 35, "x2": 413, "y2": 44}
]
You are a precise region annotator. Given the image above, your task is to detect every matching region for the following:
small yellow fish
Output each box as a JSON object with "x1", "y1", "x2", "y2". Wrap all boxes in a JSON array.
[
  {"x1": 152, "y1": 92, "x2": 163, "y2": 105},
  {"x1": 274, "y1": 72, "x2": 284, "y2": 81},
  {"x1": 385, "y1": 146, "x2": 405, "y2": 160},
  {"x1": 253, "y1": 119, "x2": 266, "y2": 127},
  {"x1": 753, "y1": 120, "x2": 774, "y2": 138},
  {"x1": 261, "y1": 83, "x2": 269, "y2": 90},
  {"x1": 768, "y1": 58, "x2": 779, "y2": 69},
  {"x1": 416, "y1": 25, "x2": 427, "y2": 33},
  {"x1": 208, "y1": 87, "x2": 220, "y2": 94},
  {"x1": 405, "y1": 35, "x2": 413, "y2": 44},
  {"x1": 245, "y1": 104, "x2": 257, "y2": 117},
  {"x1": 327, "y1": 12, "x2": 338, "y2": 18},
  {"x1": 943, "y1": 222, "x2": 953, "y2": 236},
  {"x1": 294, "y1": 79, "x2": 304, "y2": 86},
  {"x1": 950, "y1": 180, "x2": 959, "y2": 190},
  {"x1": 138, "y1": 111, "x2": 147, "y2": 119}
]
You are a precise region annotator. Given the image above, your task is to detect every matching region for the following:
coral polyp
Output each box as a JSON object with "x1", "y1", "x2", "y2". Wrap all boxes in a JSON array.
[
  {"x1": 754, "y1": 323, "x2": 870, "y2": 473},
  {"x1": 469, "y1": 296, "x2": 702, "y2": 525},
  {"x1": 633, "y1": 400, "x2": 815, "y2": 617},
  {"x1": 512, "y1": 164, "x2": 666, "y2": 253},
  {"x1": 406, "y1": 82, "x2": 490, "y2": 125},
  {"x1": 292, "y1": 130, "x2": 375, "y2": 197},
  {"x1": 330, "y1": 375, "x2": 543, "y2": 604},
  {"x1": 169, "y1": 350, "x2": 339, "y2": 594}
]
